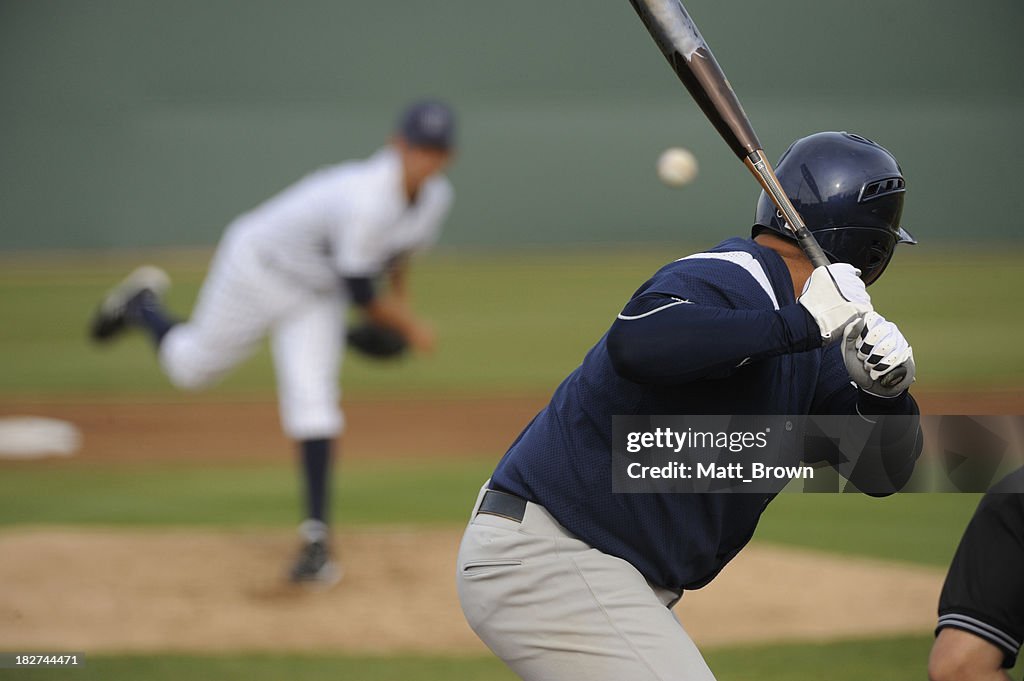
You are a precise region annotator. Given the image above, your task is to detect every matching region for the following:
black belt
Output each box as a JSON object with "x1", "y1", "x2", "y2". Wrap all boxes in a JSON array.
[{"x1": 476, "y1": 489, "x2": 527, "y2": 522}]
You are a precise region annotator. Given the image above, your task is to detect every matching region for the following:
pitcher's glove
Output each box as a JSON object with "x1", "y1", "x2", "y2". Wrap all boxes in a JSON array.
[{"x1": 347, "y1": 323, "x2": 408, "y2": 359}]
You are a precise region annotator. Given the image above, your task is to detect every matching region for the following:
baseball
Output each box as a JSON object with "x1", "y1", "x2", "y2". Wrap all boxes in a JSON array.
[{"x1": 657, "y1": 147, "x2": 698, "y2": 187}]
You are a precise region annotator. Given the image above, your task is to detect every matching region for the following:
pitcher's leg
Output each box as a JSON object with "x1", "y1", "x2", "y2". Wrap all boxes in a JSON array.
[
  {"x1": 271, "y1": 293, "x2": 344, "y2": 585},
  {"x1": 270, "y1": 292, "x2": 344, "y2": 441},
  {"x1": 158, "y1": 246, "x2": 281, "y2": 391}
]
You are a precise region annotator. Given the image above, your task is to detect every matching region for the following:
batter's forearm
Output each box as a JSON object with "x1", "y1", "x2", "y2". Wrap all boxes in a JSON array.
[{"x1": 606, "y1": 296, "x2": 820, "y2": 385}]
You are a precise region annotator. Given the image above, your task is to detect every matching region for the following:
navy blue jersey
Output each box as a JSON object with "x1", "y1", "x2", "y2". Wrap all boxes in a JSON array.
[{"x1": 490, "y1": 237, "x2": 918, "y2": 592}]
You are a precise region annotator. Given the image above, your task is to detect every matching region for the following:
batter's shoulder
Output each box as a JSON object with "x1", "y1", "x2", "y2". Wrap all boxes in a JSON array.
[{"x1": 640, "y1": 237, "x2": 784, "y2": 309}]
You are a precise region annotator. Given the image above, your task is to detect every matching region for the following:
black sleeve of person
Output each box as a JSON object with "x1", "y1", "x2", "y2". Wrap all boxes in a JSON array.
[
  {"x1": 343, "y1": 276, "x2": 376, "y2": 307},
  {"x1": 937, "y1": 468, "x2": 1024, "y2": 668},
  {"x1": 806, "y1": 354, "x2": 923, "y2": 496},
  {"x1": 852, "y1": 394, "x2": 923, "y2": 496}
]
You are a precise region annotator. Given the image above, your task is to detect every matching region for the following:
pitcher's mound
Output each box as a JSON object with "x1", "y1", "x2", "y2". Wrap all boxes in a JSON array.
[{"x1": 0, "y1": 527, "x2": 943, "y2": 653}]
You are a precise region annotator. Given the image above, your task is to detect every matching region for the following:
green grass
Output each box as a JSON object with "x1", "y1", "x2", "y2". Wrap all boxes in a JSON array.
[
  {"x1": 0, "y1": 250, "x2": 663, "y2": 397},
  {"x1": 2, "y1": 654, "x2": 517, "y2": 681},
  {"x1": 708, "y1": 634, "x2": 937, "y2": 679},
  {"x1": 706, "y1": 635, "x2": 939, "y2": 681},
  {"x1": 756, "y1": 492, "x2": 979, "y2": 567},
  {"x1": 1, "y1": 636, "x2": 952, "y2": 681},
  {"x1": 0, "y1": 459, "x2": 494, "y2": 528},
  {"x1": 0, "y1": 458, "x2": 981, "y2": 568},
  {"x1": 1, "y1": 247, "x2": 1022, "y2": 397},
  {"x1": 872, "y1": 248, "x2": 1024, "y2": 391}
]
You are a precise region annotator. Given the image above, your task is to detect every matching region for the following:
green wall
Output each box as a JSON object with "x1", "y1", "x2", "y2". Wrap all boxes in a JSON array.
[{"x1": 2, "y1": 0, "x2": 1022, "y2": 249}]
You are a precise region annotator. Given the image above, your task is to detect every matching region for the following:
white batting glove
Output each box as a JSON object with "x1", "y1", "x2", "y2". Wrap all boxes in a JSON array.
[
  {"x1": 842, "y1": 312, "x2": 915, "y2": 397},
  {"x1": 798, "y1": 264, "x2": 872, "y2": 344}
]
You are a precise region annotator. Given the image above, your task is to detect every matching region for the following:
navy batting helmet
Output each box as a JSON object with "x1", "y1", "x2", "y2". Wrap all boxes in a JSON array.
[{"x1": 752, "y1": 131, "x2": 916, "y2": 286}]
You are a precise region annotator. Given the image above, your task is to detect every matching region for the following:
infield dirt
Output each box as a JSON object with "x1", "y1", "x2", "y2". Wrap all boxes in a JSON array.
[
  {"x1": 4, "y1": 390, "x2": 1020, "y2": 463},
  {"x1": 0, "y1": 527, "x2": 943, "y2": 654}
]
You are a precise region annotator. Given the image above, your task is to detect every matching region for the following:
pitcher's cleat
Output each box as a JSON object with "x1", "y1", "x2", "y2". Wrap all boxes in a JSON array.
[
  {"x1": 289, "y1": 519, "x2": 342, "y2": 587},
  {"x1": 89, "y1": 266, "x2": 171, "y2": 342},
  {"x1": 289, "y1": 539, "x2": 342, "y2": 586}
]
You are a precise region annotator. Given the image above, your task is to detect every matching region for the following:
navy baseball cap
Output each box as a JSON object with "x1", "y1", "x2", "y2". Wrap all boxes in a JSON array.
[{"x1": 398, "y1": 100, "x2": 456, "y2": 150}]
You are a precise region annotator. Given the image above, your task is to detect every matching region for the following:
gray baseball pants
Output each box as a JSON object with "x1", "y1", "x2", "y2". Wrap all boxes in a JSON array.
[{"x1": 456, "y1": 482, "x2": 716, "y2": 681}]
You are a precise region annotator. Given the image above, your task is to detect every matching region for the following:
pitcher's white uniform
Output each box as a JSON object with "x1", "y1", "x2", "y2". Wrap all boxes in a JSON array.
[{"x1": 159, "y1": 147, "x2": 453, "y2": 439}]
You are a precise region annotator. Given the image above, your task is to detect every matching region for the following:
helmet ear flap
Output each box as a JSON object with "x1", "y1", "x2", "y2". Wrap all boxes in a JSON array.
[{"x1": 813, "y1": 227, "x2": 898, "y2": 286}]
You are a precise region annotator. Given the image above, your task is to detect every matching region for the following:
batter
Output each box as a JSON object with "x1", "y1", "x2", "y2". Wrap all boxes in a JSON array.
[{"x1": 457, "y1": 132, "x2": 923, "y2": 680}]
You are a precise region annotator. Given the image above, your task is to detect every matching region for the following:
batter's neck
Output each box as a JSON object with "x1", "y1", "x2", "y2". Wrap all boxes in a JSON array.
[{"x1": 754, "y1": 233, "x2": 814, "y2": 300}]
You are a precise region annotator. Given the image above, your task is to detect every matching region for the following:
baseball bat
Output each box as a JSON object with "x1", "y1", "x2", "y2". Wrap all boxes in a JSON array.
[
  {"x1": 630, "y1": 0, "x2": 910, "y2": 388},
  {"x1": 627, "y1": 0, "x2": 830, "y2": 269}
]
